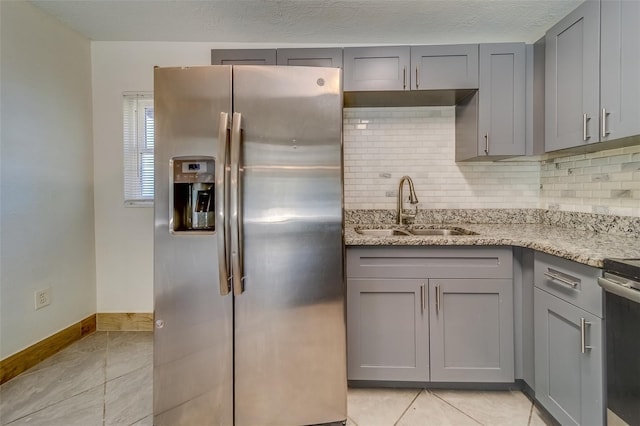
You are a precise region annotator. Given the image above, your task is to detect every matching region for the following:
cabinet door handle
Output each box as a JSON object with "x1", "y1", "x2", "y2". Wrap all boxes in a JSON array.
[
  {"x1": 602, "y1": 108, "x2": 610, "y2": 138},
  {"x1": 580, "y1": 318, "x2": 592, "y2": 354},
  {"x1": 544, "y1": 269, "x2": 579, "y2": 289},
  {"x1": 435, "y1": 285, "x2": 441, "y2": 313},
  {"x1": 583, "y1": 113, "x2": 591, "y2": 141},
  {"x1": 420, "y1": 284, "x2": 425, "y2": 314},
  {"x1": 484, "y1": 133, "x2": 489, "y2": 155},
  {"x1": 403, "y1": 66, "x2": 407, "y2": 90},
  {"x1": 415, "y1": 67, "x2": 419, "y2": 89}
]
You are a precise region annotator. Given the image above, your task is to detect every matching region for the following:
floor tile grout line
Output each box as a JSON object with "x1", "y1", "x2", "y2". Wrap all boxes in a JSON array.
[
  {"x1": 1, "y1": 332, "x2": 110, "y2": 426},
  {"x1": 429, "y1": 390, "x2": 485, "y2": 426},
  {"x1": 1, "y1": 382, "x2": 107, "y2": 426},
  {"x1": 103, "y1": 330, "x2": 110, "y2": 426},
  {"x1": 527, "y1": 400, "x2": 534, "y2": 426},
  {"x1": 346, "y1": 415, "x2": 358, "y2": 426},
  {"x1": 392, "y1": 388, "x2": 423, "y2": 426}
]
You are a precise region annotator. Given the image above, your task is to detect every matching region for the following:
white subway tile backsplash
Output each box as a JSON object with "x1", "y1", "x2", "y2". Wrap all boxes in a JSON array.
[
  {"x1": 343, "y1": 106, "x2": 640, "y2": 217},
  {"x1": 343, "y1": 107, "x2": 541, "y2": 210}
]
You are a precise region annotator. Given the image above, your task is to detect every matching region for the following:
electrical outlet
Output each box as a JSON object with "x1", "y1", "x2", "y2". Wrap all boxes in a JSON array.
[{"x1": 35, "y1": 288, "x2": 51, "y2": 310}]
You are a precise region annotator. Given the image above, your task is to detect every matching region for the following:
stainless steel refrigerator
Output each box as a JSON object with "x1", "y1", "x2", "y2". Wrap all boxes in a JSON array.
[{"x1": 153, "y1": 65, "x2": 346, "y2": 426}]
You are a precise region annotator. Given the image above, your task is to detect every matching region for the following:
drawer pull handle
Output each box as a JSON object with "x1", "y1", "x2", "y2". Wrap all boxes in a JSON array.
[
  {"x1": 580, "y1": 318, "x2": 592, "y2": 354},
  {"x1": 544, "y1": 270, "x2": 579, "y2": 288},
  {"x1": 420, "y1": 284, "x2": 425, "y2": 314},
  {"x1": 435, "y1": 285, "x2": 441, "y2": 314}
]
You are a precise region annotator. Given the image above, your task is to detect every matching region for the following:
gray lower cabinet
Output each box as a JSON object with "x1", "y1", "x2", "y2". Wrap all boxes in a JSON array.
[
  {"x1": 429, "y1": 278, "x2": 514, "y2": 382},
  {"x1": 545, "y1": 0, "x2": 600, "y2": 151},
  {"x1": 347, "y1": 278, "x2": 429, "y2": 381},
  {"x1": 346, "y1": 246, "x2": 514, "y2": 384},
  {"x1": 534, "y1": 288, "x2": 604, "y2": 426},
  {"x1": 600, "y1": 0, "x2": 640, "y2": 142},
  {"x1": 533, "y1": 252, "x2": 604, "y2": 426},
  {"x1": 276, "y1": 48, "x2": 343, "y2": 68},
  {"x1": 210, "y1": 49, "x2": 277, "y2": 65}
]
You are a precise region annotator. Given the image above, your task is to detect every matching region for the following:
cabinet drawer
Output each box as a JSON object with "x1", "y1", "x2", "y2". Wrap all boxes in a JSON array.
[
  {"x1": 534, "y1": 252, "x2": 602, "y2": 317},
  {"x1": 347, "y1": 246, "x2": 512, "y2": 279}
]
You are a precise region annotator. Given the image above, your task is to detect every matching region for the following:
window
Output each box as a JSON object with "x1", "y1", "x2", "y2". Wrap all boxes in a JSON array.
[{"x1": 123, "y1": 92, "x2": 154, "y2": 205}]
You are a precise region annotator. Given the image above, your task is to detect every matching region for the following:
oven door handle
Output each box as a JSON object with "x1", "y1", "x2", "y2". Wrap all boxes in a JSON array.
[{"x1": 598, "y1": 277, "x2": 640, "y2": 304}]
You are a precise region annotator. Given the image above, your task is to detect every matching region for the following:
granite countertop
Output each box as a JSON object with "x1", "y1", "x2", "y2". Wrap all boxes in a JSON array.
[{"x1": 344, "y1": 223, "x2": 640, "y2": 268}]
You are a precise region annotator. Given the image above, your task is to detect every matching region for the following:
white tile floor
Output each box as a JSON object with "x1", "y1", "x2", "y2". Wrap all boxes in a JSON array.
[{"x1": 0, "y1": 332, "x2": 552, "y2": 426}]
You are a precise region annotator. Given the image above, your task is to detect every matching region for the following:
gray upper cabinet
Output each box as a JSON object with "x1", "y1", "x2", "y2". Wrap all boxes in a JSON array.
[
  {"x1": 343, "y1": 46, "x2": 410, "y2": 91},
  {"x1": 211, "y1": 49, "x2": 277, "y2": 65},
  {"x1": 479, "y1": 43, "x2": 526, "y2": 158},
  {"x1": 455, "y1": 43, "x2": 526, "y2": 161},
  {"x1": 411, "y1": 44, "x2": 479, "y2": 90},
  {"x1": 600, "y1": 0, "x2": 640, "y2": 141},
  {"x1": 276, "y1": 48, "x2": 343, "y2": 68},
  {"x1": 545, "y1": 0, "x2": 600, "y2": 152},
  {"x1": 429, "y1": 278, "x2": 514, "y2": 383},
  {"x1": 347, "y1": 278, "x2": 429, "y2": 382},
  {"x1": 343, "y1": 45, "x2": 481, "y2": 92}
]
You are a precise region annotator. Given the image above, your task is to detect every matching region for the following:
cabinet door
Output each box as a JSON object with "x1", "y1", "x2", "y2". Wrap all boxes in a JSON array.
[
  {"x1": 347, "y1": 278, "x2": 429, "y2": 382},
  {"x1": 477, "y1": 43, "x2": 526, "y2": 157},
  {"x1": 534, "y1": 288, "x2": 604, "y2": 426},
  {"x1": 411, "y1": 44, "x2": 478, "y2": 90},
  {"x1": 429, "y1": 279, "x2": 514, "y2": 382},
  {"x1": 600, "y1": 0, "x2": 640, "y2": 141},
  {"x1": 545, "y1": 0, "x2": 600, "y2": 152},
  {"x1": 343, "y1": 46, "x2": 410, "y2": 91},
  {"x1": 277, "y1": 48, "x2": 342, "y2": 68},
  {"x1": 211, "y1": 49, "x2": 276, "y2": 65}
]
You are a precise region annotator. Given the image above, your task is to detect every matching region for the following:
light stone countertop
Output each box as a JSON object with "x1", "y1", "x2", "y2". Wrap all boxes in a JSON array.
[{"x1": 344, "y1": 223, "x2": 640, "y2": 268}]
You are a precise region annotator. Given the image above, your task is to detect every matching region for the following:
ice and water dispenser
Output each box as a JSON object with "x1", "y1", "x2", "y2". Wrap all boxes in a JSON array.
[{"x1": 170, "y1": 157, "x2": 215, "y2": 233}]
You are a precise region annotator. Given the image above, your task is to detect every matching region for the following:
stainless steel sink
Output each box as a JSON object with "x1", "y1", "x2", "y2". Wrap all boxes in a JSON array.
[
  {"x1": 408, "y1": 228, "x2": 478, "y2": 236},
  {"x1": 354, "y1": 228, "x2": 413, "y2": 236},
  {"x1": 354, "y1": 227, "x2": 478, "y2": 237}
]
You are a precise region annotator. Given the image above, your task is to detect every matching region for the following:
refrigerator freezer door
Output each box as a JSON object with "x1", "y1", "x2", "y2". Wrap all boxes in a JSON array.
[
  {"x1": 232, "y1": 66, "x2": 346, "y2": 426},
  {"x1": 154, "y1": 66, "x2": 233, "y2": 426}
]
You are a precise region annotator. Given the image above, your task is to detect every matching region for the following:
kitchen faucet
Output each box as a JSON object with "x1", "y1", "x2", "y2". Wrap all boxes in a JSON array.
[{"x1": 397, "y1": 175, "x2": 419, "y2": 225}]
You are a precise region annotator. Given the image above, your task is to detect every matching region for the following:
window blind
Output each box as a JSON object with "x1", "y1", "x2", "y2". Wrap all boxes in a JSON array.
[{"x1": 123, "y1": 92, "x2": 154, "y2": 205}]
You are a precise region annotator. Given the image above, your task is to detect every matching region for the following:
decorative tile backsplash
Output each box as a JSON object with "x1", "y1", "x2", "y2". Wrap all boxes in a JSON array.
[
  {"x1": 540, "y1": 145, "x2": 640, "y2": 217},
  {"x1": 343, "y1": 106, "x2": 540, "y2": 210},
  {"x1": 343, "y1": 106, "x2": 640, "y2": 218}
]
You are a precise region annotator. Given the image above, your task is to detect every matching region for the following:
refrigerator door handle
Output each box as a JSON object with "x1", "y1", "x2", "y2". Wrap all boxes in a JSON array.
[
  {"x1": 230, "y1": 112, "x2": 245, "y2": 295},
  {"x1": 216, "y1": 112, "x2": 231, "y2": 295}
]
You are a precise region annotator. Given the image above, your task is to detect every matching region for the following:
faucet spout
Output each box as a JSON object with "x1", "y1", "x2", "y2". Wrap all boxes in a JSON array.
[{"x1": 397, "y1": 176, "x2": 419, "y2": 225}]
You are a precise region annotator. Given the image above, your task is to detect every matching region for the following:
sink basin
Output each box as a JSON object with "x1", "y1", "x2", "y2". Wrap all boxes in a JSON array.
[
  {"x1": 408, "y1": 227, "x2": 478, "y2": 236},
  {"x1": 355, "y1": 228, "x2": 412, "y2": 236},
  {"x1": 354, "y1": 227, "x2": 478, "y2": 237}
]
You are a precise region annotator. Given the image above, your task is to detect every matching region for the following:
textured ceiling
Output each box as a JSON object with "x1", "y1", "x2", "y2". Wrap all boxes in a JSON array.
[{"x1": 29, "y1": 0, "x2": 582, "y2": 44}]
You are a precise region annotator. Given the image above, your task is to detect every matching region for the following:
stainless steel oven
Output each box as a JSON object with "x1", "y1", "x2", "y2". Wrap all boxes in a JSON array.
[{"x1": 599, "y1": 259, "x2": 640, "y2": 426}]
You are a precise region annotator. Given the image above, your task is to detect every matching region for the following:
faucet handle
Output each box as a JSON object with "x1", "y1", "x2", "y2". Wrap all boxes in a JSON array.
[{"x1": 402, "y1": 205, "x2": 418, "y2": 219}]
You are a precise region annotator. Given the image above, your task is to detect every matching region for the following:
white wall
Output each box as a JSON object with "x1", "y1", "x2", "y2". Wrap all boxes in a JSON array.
[
  {"x1": 92, "y1": 42, "x2": 223, "y2": 313},
  {"x1": 0, "y1": 1, "x2": 95, "y2": 358}
]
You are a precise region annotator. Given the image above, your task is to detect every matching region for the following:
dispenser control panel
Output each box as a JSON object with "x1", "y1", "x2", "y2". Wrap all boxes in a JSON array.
[{"x1": 170, "y1": 157, "x2": 215, "y2": 233}]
